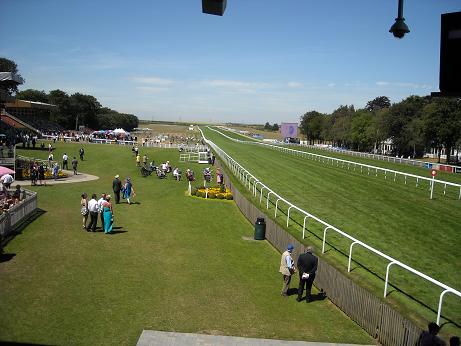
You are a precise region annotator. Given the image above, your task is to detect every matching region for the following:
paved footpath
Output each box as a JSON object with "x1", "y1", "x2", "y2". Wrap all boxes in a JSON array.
[
  {"x1": 11, "y1": 170, "x2": 99, "y2": 187},
  {"x1": 136, "y1": 331, "x2": 374, "y2": 346}
]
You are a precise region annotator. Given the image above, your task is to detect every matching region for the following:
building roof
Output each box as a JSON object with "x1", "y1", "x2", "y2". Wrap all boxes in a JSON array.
[
  {"x1": 0, "y1": 72, "x2": 24, "y2": 84},
  {"x1": 5, "y1": 99, "x2": 57, "y2": 110}
]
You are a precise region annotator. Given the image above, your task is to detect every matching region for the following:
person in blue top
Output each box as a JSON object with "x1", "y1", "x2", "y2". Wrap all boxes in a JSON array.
[{"x1": 123, "y1": 177, "x2": 136, "y2": 205}]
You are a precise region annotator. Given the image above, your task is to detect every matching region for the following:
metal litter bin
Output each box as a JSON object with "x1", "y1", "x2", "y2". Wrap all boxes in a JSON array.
[{"x1": 254, "y1": 217, "x2": 266, "y2": 240}]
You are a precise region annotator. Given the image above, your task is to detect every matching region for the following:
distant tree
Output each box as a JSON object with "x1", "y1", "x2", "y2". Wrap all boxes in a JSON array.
[
  {"x1": 300, "y1": 111, "x2": 325, "y2": 144},
  {"x1": 350, "y1": 110, "x2": 374, "y2": 151},
  {"x1": 69, "y1": 93, "x2": 101, "y2": 130},
  {"x1": 328, "y1": 105, "x2": 355, "y2": 148},
  {"x1": 365, "y1": 96, "x2": 391, "y2": 112},
  {"x1": 386, "y1": 95, "x2": 429, "y2": 156},
  {"x1": 48, "y1": 89, "x2": 72, "y2": 128},
  {"x1": 422, "y1": 98, "x2": 461, "y2": 163},
  {"x1": 264, "y1": 122, "x2": 271, "y2": 130},
  {"x1": 272, "y1": 123, "x2": 279, "y2": 131},
  {"x1": 0, "y1": 57, "x2": 24, "y2": 95},
  {"x1": 16, "y1": 89, "x2": 49, "y2": 103}
]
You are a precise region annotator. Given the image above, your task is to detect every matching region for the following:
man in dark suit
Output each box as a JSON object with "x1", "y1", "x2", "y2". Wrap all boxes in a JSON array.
[
  {"x1": 112, "y1": 175, "x2": 122, "y2": 204},
  {"x1": 296, "y1": 246, "x2": 318, "y2": 303}
]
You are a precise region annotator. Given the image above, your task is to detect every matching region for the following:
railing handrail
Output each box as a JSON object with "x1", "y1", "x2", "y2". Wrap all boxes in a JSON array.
[{"x1": 199, "y1": 126, "x2": 461, "y2": 324}]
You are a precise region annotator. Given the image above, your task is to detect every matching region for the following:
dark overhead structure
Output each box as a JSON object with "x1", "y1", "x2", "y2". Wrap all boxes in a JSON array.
[
  {"x1": 202, "y1": 0, "x2": 227, "y2": 16},
  {"x1": 389, "y1": 0, "x2": 410, "y2": 39},
  {"x1": 437, "y1": 11, "x2": 461, "y2": 97}
]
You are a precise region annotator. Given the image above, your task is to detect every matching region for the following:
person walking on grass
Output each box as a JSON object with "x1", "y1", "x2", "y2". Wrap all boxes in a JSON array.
[
  {"x1": 102, "y1": 195, "x2": 114, "y2": 234},
  {"x1": 72, "y1": 156, "x2": 78, "y2": 175},
  {"x1": 123, "y1": 177, "x2": 135, "y2": 205},
  {"x1": 79, "y1": 147, "x2": 85, "y2": 161},
  {"x1": 296, "y1": 246, "x2": 318, "y2": 303},
  {"x1": 112, "y1": 175, "x2": 122, "y2": 204},
  {"x1": 98, "y1": 193, "x2": 106, "y2": 228},
  {"x1": 279, "y1": 244, "x2": 295, "y2": 297},
  {"x1": 80, "y1": 193, "x2": 89, "y2": 230},
  {"x1": 62, "y1": 153, "x2": 68, "y2": 170},
  {"x1": 87, "y1": 193, "x2": 99, "y2": 232}
]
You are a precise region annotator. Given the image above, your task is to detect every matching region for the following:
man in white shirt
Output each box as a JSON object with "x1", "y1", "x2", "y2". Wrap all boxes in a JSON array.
[
  {"x1": 87, "y1": 194, "x2": 99, "y2": 232},
  {"x1": 97, "y1": 194, "x2": 106, "y2": 228},
  {"x1": 62, "y1": 153, "x2": 68, "y2": 170},
  {"x1": 1, "y1": 173, "x2": 14, "y2": 189}
]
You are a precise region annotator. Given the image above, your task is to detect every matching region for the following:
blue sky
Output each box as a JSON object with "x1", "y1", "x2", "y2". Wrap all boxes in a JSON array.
[{"x1": 1, "y1": 1, "x2": 460, "y2": 124}]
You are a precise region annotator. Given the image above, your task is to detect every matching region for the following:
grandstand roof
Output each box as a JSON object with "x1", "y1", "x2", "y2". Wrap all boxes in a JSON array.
[
  {"x1": 5, "y1": 99, "x2": 57, "y2": 110},
  {"x1": 0, "y1": 72, "x2": 24, "y2": 84}
]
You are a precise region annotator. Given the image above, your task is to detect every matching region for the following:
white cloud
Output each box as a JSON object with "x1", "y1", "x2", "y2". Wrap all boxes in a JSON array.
[
  {"x1": 136, "y1": 86, "x2": 170, "y2": 93},
  {"x1": 287, "y1": 82, "x2": 303, "y2": 88},
  {"x1": 132, "y1": 77, "x2": 177, "y2": 85},
  {"x1": 376, "y1": 81, "x2": 432, "y2": 89}
]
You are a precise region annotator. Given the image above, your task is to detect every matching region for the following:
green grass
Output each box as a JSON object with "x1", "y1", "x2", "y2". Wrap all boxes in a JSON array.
[
  {"x1": 202, "y1": 126, "x2": 461, "y2": 338},
  {"x1": 0, "y1": 141, "x2": 373, "y2": 346}
]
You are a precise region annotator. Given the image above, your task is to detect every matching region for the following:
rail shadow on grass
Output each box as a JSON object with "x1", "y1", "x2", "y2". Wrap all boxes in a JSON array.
[{"x1": 253, "y1": 190, "x2": 461, "y2": 329}]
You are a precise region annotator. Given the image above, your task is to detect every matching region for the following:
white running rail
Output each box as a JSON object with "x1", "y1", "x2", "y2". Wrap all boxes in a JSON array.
[
  {"x1": 209, "y1": 126, "x2": 461, "y2": 200},
  {"x1": 199, "y1": 126, "x2": 461, "y2": 325}
]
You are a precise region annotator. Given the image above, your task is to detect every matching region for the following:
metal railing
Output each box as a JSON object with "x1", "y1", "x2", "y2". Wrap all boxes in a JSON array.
[
  {"x1": 298, "y1": 143, "x2": 461, "y2": 174},
  {"x1": 0, "y1": 189, "x2": 37, "y2": 241},
  {"x1": 199, "y1": 127, "x2": 461, "y2": 325},
  {"x1": 208, "y1": 127, "x2": 461, "y2": 200}
]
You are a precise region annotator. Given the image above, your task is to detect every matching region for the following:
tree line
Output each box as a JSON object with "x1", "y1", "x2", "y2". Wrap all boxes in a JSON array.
[
  {"x1": 299, "y1": 96, "x2": 461, "y2": 163},
  {"x1": 1, "y1": 57, "x2": 139, "y2": 131}
]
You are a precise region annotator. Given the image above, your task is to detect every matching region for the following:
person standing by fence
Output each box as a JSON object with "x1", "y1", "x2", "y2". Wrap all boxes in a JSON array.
[
  {"x1": 296, "y1": 246, "x2": 318, "y2": 303},
  {"x1": 279, "y1": 244, "x2": 295, "y2": 297}
]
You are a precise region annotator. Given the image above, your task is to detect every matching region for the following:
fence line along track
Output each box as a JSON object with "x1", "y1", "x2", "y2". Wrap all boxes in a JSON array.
[
  {"x1": 208, "y1": 126, "x2": 461, "y2": 200},
  {"x1": 199, "y1": 127, "x2": 461, "y2": 326}
]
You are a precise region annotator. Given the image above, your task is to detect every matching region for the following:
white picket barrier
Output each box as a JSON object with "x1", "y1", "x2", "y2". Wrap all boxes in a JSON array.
[
  {"x1": 198, "y1": 126, "x2": 461, "y2": 325},
  {"x1": 208, "y1": 126, "x2": 461, "y2": 200}
]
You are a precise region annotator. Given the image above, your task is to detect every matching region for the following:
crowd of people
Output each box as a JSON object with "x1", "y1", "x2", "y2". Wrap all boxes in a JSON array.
[
  {"x1": 79, "y1": 175, "x2": 136, "y2": 234},
  {"x1": 0, "y1": 174, "x2": 25, "y2": 213}
]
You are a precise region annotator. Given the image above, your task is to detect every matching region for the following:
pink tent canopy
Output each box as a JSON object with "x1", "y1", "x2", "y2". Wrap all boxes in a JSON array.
[{"x1": 0, "y1": 166, "x2": 15, "y2": 177}]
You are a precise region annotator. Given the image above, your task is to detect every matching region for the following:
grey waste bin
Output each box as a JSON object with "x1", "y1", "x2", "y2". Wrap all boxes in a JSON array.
[{"x1": 254, "y1": 217, "x2": 266, "y2": 240}]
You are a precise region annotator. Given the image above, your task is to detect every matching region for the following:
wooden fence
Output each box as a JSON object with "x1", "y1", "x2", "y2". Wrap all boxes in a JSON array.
[{"x1": 222, "y1": 164, "x2": 424, "y2": 346}]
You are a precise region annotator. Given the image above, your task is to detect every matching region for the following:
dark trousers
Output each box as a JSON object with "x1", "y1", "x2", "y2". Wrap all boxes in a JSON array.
[
  {"x1": 298, "y1": 273, "x2": 315, "y2": 301},
  {"x1": 63, "y1": 161, "x2": 68, "y2": 170},
  {"x1": 88, "y1": 211, "x2": 98, "y2": 231},
  {"x1": 114, "y1": 190, "x2": 120, "y2": 204}
]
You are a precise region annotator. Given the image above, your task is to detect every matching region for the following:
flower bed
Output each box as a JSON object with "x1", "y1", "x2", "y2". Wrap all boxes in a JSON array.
[{"x1": 191, "y1": 186, "x2": 233, "y2": 200}]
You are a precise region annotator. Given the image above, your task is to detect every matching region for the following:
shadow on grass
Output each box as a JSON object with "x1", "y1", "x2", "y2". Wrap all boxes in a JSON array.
[
  {"x1": 0, "y1": 253, "x2": 16, "y2": 263},
  {"x1": 0, "y1": 341, "x2": 55, "y2": 346},
  {"x1": 1, "y1": 208, "x2": 47, "y2": 248},
  {"x1": 259, "y1": 197, "x2": 461, "y2": 329}
]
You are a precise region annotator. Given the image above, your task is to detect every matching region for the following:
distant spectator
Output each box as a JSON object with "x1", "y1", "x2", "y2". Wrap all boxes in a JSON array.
[
  {"x1": 296, "y1": 246, "x2": 318, "y2": 303},
  {"x1": 87, "y1": 193, "x2": 99, "y2": 232},
  {"x1": 62, "y1": 153, "x2": 68, "y2": 170},
  {"x1": 79, "y1": 147, "x2": 85, "y2": 161},
  {"x1": 279, "y1": 244, "x2": 295, "y2": 297},
  {"x1": 52, "y1": 163, "x2": 59, "y2": 180},
  {"x1": 1, "y1": 173, "x2": 14, "y2": 189},
  {"x1": 72, "y1": 157, "x2": 78, "y2": 175},
  {"x1": 48, "y1": 152, "x2": 54, "y2": 167},
  {"x1": 38, "y1": 163, "x2": 46, "y2": 186},
  {"x1": 80, "y1": 193, "x2": 89, "y2": 230},
  {"x1": 418, "y1": 322, "x2": 446, "y2": 346}
]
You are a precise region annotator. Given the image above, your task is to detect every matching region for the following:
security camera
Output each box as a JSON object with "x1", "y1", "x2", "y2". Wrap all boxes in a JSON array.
[{"x1": 389, "y1": 17, "x2": 410, "y2": 39}]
